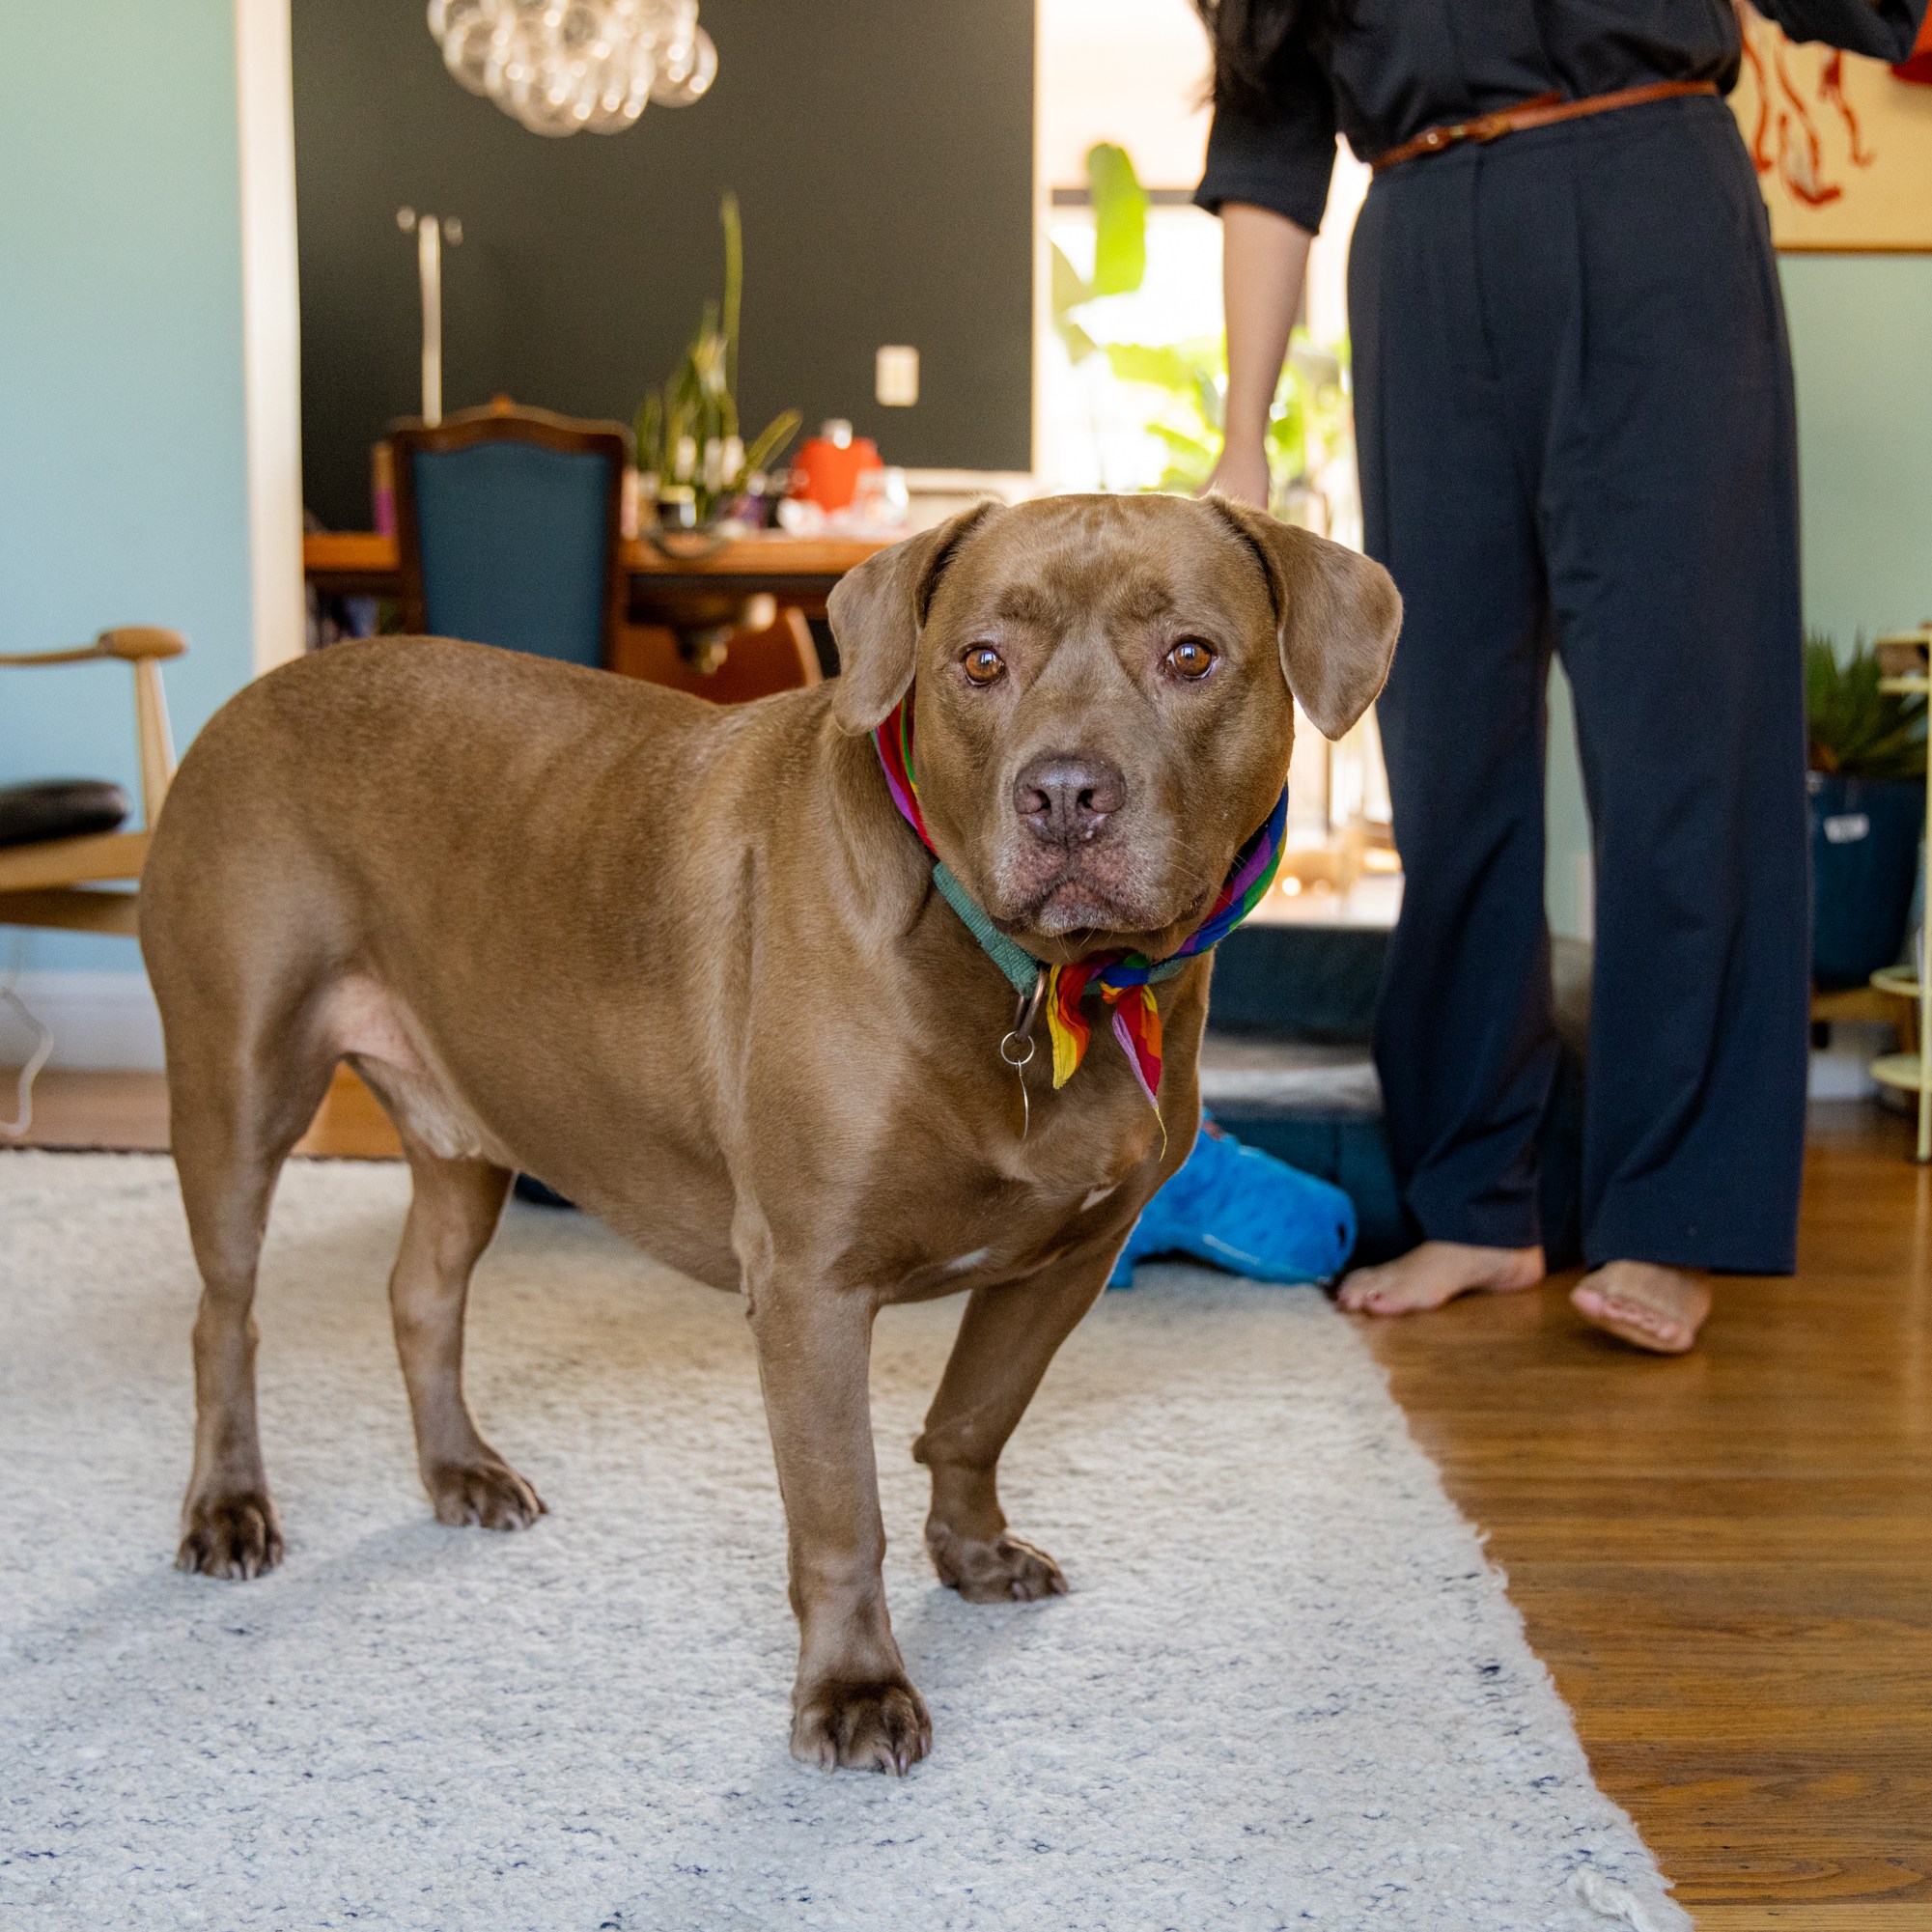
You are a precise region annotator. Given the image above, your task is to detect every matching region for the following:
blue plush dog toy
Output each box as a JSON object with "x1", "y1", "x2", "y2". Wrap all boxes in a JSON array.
[{"x1": 1108, "y1": 1113, "x2": 1356, "y2": 1288}]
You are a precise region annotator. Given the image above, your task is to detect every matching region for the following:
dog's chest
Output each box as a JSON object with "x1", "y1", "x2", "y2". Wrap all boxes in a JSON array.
[{"x1": 873, "y1": 1075, "x2": 1166, "y2": 1302}]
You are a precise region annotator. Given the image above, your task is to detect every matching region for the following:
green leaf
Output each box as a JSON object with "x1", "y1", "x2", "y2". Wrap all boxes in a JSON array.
[
  {"x1": 1086, "y1": 142, "x2": 1147, "y2": 297},
  {"x1": 1806, "y1": 632, "x2": 1927, "y2": 778},
  {"x1": 718, "y1": 190, "x2": 742, "y2": 439},
  {"x1": 1050, "y1": 242, "x2": 1093, "y2": 322},
  {"x1": 742, "y1": 407, "x2": 802, "y2": 477},
  {"x1": 1192, "y1": 370, "x2": 1224, "y2": 436},
  {"x1": 1055, "y1": 316, "x2": 1099, "y2": 364},
  {"x1": 633, "y1": 389, "x2": 663, "y2": 475},
  {"x1": 1106, "y1": 342, "x2": 1203, "y2": 394},
  {"x1": 1147, "y1": 424, "x2": 1215, "y2": 462},
  {"x1": 1156, "y1": 458, "x2": 1215, "y2": 495},
  {"x1": 1266, "y1": 389, "x2": 1306, "y2": 478}
]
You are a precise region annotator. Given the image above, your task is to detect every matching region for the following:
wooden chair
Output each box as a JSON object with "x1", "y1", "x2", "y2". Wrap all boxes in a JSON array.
[
  {"x1": 390, "y1": 398, "x2": 631, "y2": 668},
  {"x1": 0, "y1": 627, "x2": 184, "y2": 939}
]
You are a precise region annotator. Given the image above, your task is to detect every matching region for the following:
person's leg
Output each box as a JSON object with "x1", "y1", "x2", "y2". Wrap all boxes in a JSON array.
[
  {"x1": 1336, "y1": 155, "x2": 1556, "y2": 1315},
  {"x1": 1534, "y1": 100, "x2": 1809, "y2": 1349}
]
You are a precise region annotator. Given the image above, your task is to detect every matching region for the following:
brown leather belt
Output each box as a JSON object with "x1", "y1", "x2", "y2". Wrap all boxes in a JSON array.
[{"x1": 1370, "y1": 79, "x2": 1719, "y2": 174}]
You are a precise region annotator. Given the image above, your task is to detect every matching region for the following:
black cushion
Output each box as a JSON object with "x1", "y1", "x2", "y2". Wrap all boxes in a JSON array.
[
  {"x1": 0, "y1": 779, "x2": 131, "y2": 850},
  {"x1": 1209, "y1": 923, "x2": 1389, "y2": 1043}
]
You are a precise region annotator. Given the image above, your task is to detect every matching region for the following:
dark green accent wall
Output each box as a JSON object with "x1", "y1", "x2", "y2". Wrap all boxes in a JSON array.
[{"x1": 294, "y1": 0, "x2": 1036, "y2": 529}]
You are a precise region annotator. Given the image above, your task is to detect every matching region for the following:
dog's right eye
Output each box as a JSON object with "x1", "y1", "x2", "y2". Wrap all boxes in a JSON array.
[
  {"x1": 1164, "y1": 638, "x2": 1218, "y2": 681},
  {"x1": 962, "y1": 645, "x2": 1006, "y2": 686}
]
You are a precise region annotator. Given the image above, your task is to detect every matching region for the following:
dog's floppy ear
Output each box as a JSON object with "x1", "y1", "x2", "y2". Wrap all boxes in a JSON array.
[
  {"x1": 826, "y1": 502, "x2": 999, "y2": 734},
  {"x1": 1207, "y1": 496, "x2": 1402, "y2": 741}
]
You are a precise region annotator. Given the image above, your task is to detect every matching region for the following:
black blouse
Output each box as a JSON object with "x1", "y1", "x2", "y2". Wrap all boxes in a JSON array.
[{"x1": 1195, "y1": 0, "x2": 1930, "y2": 232}]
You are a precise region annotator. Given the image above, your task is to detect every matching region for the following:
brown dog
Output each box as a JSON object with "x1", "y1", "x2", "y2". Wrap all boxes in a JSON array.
[{"x1": 140, "y1": 492, "x2": 1398, "y2": 1773}]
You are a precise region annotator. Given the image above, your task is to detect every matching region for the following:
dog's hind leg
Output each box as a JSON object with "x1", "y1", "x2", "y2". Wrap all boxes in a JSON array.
[
  {"x1": 169, "y1": 1010, "x2": 338, "y2": 1580},
  {"x1": 383, "y1": 1137, "x2": 544, "y2": 1530},
  {"x1": 912, "y1": 1244, "x2": 1114, "y2": 1603}
]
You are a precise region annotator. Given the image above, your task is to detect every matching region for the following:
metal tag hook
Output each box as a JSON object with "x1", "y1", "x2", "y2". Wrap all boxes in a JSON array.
[{"x1": 998, "y1": 966, "x2": 1050, "y2": 1140}]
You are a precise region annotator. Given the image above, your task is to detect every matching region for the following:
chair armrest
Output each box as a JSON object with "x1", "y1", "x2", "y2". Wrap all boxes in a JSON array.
[
  {"x1": 99, "y1": 626, "x2": 188, "y2": 661},
  {"x1": 0, "y1": 628, "x2": 185, "y2": 827},
  {"x1": 0, "y1": 626, "x2": 187, "y2": 668}
]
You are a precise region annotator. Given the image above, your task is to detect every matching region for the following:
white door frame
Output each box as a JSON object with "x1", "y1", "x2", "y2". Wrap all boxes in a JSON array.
[{"x1": 234, "y1": 0, "x2": 306, "y2": 675}]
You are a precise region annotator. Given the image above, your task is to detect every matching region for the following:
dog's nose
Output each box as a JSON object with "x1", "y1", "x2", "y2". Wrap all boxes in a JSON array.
[{"x1": 1012, "y1": 753, "x2": 1127, "y2": 845}]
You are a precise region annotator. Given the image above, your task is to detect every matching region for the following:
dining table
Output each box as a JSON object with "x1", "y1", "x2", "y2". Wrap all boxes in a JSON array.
[{"x1": 302, "y1": 529, "x2": 889, "y2": 683}]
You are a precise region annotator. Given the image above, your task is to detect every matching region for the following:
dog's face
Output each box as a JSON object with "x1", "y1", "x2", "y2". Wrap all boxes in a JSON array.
[{"x1": 829, "y1": 493, "x2": 1401, "y2": 962}]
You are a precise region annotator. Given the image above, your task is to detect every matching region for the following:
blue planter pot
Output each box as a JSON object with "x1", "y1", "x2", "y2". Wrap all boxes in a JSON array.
[{"x1": 1809, "y1": 771, "x2": 1924, "y2": 992}]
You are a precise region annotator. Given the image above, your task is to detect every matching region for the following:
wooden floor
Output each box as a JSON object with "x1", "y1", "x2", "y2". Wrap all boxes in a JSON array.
[
  {"x1": 0, "y1": 1063, "x2": 400, "y2": 1158},
  {"x1": 5, "y1": 1072, "x2": 1928, "y2": 1927},
  {"x1": 1364, "y1": 1105, "x2": 1932, "y2": 1928}
]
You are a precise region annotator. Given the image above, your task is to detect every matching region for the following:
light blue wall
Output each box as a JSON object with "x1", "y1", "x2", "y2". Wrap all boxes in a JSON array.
[
  {"x1": 0, "y1": 2, "x2": 255, "y2": 973},
  {"x1": 1546, "y1": 254, "x2": 1932, "y2": 938},
  {"x1": 1781, "y1": 255, "x2": 1932, "y2": 649}
]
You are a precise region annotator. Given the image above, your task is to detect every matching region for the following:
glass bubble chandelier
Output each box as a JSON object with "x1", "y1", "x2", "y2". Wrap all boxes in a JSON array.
[{"x1": 427, "y1": 0, "x2": 716, "y2": 138}]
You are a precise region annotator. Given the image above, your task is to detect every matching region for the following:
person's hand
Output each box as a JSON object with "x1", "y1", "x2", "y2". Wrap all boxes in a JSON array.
[{"x1": 1202, "y1": 437, "x2": 1272, "y2": 511}]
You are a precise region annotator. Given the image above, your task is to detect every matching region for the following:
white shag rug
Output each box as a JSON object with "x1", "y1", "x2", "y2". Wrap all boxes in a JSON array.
[{"x1": 0, "y1": 1153, "x2": 1686, "y2": 1932}]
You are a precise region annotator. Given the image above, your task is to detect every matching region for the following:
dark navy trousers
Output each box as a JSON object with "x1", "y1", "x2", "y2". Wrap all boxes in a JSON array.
[{"x1": 1349, "y1": 95, "x2": 1809, "y2": 1273}]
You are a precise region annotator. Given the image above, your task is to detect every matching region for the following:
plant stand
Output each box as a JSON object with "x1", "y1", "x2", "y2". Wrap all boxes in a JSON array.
[{"x1": 1868, "y1": 630, "x2": 1931, "y2": 1162}]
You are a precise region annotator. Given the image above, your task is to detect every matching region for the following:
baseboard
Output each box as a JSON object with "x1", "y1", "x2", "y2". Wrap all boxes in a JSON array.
[
  {"x1": 1808, "y1": 1020, "x2": 1896, "y2": 1102},
  {"x1": 0, "y1": 966, "x2": 1892, "y2": 1099},
  {"x1": 1, "y1": 970, "x2": 163, "y2": 1072}
]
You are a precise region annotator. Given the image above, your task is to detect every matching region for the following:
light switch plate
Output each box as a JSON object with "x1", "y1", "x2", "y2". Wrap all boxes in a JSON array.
[{"x1": 875, "y1": 345, "x2": 919, "y2": 407}]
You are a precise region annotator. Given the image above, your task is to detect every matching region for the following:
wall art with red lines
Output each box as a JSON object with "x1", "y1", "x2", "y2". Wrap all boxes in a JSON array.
[{"x1": 1730, "y1": 1, "x2": 1932, "y2": 250}]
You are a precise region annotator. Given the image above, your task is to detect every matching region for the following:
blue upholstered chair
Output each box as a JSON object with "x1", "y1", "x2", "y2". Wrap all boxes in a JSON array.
[{"x1": 390, "y1": 400, "x2": 631, "y2": 668}]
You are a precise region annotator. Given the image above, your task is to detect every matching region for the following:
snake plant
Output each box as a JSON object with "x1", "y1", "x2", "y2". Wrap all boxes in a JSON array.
[
  {"x1": 1807, "y1": 633, "x2": 1927, "y2": 780},
  {"x1": 635, "y1": 191, "x2": 801, "y2": 523}
]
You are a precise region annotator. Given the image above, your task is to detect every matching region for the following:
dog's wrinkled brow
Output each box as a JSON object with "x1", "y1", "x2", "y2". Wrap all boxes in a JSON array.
[
  {"x1": 1106, "y1": 575, "x2": 1177, "y2": 627},
  {"x1": 991, "y1": 583, "x2": 1060, "y2": 627},
  {"x1": 991, "y1": 572, "x2": 1179, "y2": 631}
]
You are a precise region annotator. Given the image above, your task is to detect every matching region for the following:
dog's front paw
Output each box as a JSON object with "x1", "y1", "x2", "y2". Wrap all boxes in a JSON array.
[
  {"x1": 791, "y1": 1676, "x2": 932, "y2": 1775},
  {"x1": 927, "y1": 1522, "x2": 1068, "y2": 1604},
  {"x1": 177, "y1": 1490, "x2": 284, "y2": 1580},
  {"x1": 425, "y1": 1457, "x2": 546, "y2": 1531}
]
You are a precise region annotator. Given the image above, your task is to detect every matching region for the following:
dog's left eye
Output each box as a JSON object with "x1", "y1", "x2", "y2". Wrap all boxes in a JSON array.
[
  {"x1": 963, "y1": 645, "x2": 1006, "y2": 686},
  {"x1": 1164, "y1": 638, "x2": 1217, "y2": 681}
]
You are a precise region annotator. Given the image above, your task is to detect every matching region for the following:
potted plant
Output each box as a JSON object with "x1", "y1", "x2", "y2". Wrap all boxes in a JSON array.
[
  {"x1": 634, "y1": 192, "x2": 800, "y2": 533},
  {"x1": 1807, "y1": 632, "x2": 1927, "y2": 989}
]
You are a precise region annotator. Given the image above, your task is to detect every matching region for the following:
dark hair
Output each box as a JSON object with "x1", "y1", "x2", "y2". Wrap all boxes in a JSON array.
[{"x1": 1194, "y1": 0, "x2": 1330, "y2": 111}]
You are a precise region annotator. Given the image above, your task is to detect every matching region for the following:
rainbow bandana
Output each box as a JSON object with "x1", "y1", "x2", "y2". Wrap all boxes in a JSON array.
[{"x1": 873, "y1": 694, "x2": 1288, "y2": 1111}]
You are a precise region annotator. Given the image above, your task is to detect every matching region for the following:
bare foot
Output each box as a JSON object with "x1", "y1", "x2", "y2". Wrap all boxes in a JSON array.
[
  {"x1": 1336, "y1": 1240, "x2": 1545, "y2": 1316},
  {"x1": 1570, "y1": 1262, "x2": 1711, "y2": 1355}
]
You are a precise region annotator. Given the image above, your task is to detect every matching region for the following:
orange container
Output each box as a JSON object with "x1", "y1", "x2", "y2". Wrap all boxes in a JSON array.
[{"x1": 789, "y1": 419, "x2": 882, "y2": 514}]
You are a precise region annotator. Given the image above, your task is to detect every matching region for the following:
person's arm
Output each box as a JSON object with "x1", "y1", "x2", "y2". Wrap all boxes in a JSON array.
[
  {"x1": 1748, "y1": 0, "x2": 1925, "y2": 60},
  {"x1": 1209, "y1": 205, "x2": 1313, "y2": 508},
  {"x1": 1191, "y1": 30, "x2": 1335, "y2": 509}
]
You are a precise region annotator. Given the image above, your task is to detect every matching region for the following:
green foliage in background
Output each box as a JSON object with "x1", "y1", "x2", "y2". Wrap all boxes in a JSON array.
[
  {"x1": 1104, "y1": 333, "x2": 1346, "y2": 499},
  {"x1": 635, "y1": 192, "x2": 800, "y2": 522},
  {"x1": 1806, "y1": 633, "x2": 1927, "y2": 779},
  {"x1": 1087, "y1": 142, "x2": 1147, "y2": 297},
  {"x1": 1050, "y1": 143, "x2": 1352, "y2": 504}
]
